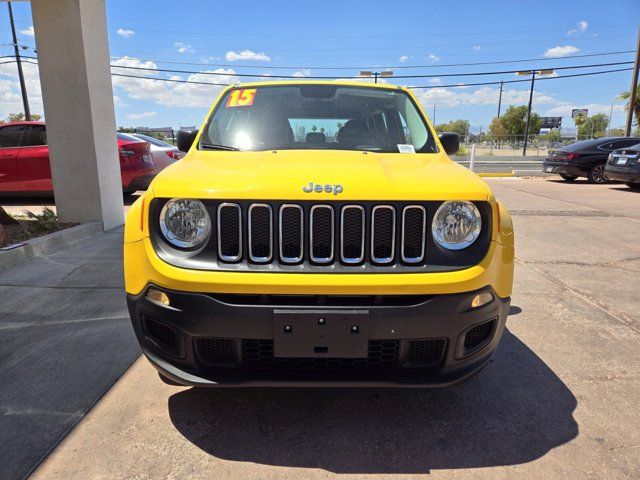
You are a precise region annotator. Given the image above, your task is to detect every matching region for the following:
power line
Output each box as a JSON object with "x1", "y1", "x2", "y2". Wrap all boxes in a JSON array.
[
  {"x1": 105, "y1": 50, "x2": 636, "y2": 71},
  {"x1": 105, "y1": 59, "x2": 635, "y2": 80}
]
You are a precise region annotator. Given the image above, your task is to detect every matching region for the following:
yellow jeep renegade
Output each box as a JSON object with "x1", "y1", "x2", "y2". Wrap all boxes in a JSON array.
[{"x1": 124, "y1": 81, "x2": 514, "y2": 387}]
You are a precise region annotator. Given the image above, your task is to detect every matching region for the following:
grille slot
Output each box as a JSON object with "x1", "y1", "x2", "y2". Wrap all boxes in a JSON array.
[
  {"x1": 279, "y1": 204, "x2": 304, "y2": 263},
  {"x1": 196, "y1": 338, "x2": 235, "y2": 366},
  {"x1": 464, "y1": 319, "x2": 496, "y2": 350},
  {"x1": 242, "y1": 339, "x2": 399, "y2": 369},
  {"x1": 407, "y1": 338, "x2": 446, "y2": 366},
  {"x1": 401, "y1": 206, "x2": 426, "y2": 263},
  {"x1": 310, "y1": 205, "x2": 334, "y2": 263},
  {"x1": 248, "y1": 204, "x2": 273, "y2": 263},
  {"x1": 340, "y1": 205, "x2": 365, "y2": 264},
  {"x1": 217, "y1": 203, "x2": 242, "y2": 262},
  {"x1": 371, "y1": 205, "x2": 396, "y2": 264}
]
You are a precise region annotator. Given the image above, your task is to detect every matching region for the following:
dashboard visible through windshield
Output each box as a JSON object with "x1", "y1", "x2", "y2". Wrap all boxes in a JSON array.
[{"x1": 199, "y1": 84, "x2": 437, "y2": 153}]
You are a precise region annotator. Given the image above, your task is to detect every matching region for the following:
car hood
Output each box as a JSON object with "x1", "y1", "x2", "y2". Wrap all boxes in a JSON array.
[{"x1": 150, "y1": 149, "x2": 492, "y2": 201}]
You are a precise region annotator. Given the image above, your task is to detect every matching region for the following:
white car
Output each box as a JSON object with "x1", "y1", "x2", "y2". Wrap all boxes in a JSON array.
[{"x1": 132, "y1": 133, "x2": 184, "y2": 172}]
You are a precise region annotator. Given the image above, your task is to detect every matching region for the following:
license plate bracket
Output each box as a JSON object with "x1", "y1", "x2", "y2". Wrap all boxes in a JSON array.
[{"x1": 273, "y1": 309, "x2": 369, "y2": 358}]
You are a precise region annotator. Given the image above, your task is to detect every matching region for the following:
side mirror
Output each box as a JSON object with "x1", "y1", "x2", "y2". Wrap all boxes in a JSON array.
[
  {"x1": 177, "y1": 129, "x2": 198, "y2": 153},
  {"x1": 438, "y1": 132, "x2": 460, "y2": 155}
]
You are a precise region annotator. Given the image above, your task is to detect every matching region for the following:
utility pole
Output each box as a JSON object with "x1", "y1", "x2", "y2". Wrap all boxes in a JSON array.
[
  {"x1": 7, "y1": 1, "x2": 30, "y2": 121},
  {"x1": 497, "y1": 79, "x2": 504, "y2": 118},
  {"x1": 607, "y1": 102, "x2": 614, "y2": 135},
  {"x1": 624, "y1": 26, "x2": 640, "y2": 137},
  {"x1": 522, "y1": 71, "x2": 536, "y2": 156}
]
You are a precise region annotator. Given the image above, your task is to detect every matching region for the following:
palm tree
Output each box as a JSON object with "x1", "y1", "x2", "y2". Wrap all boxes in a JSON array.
[{"x1": 617, "y1": 85, "x2": 640, "y2": 127}]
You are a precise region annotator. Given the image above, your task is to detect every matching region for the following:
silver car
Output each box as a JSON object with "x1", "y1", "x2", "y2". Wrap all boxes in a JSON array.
[{"x1": 132, "y1": 133, "x2": 184, "y2": 172}]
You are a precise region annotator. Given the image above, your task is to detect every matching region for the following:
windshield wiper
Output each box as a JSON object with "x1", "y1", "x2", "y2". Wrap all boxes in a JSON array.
[{"x1": 199, "y1": 142, "x2": 240, "y2": 151}]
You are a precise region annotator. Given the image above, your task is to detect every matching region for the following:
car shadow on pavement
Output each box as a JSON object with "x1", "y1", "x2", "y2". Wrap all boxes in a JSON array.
[{"x1": 167, "y1": 328, "x2": 578, "y2": 474}]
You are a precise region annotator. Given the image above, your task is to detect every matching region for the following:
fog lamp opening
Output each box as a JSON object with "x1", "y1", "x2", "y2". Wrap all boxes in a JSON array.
[
  {"x1": 147, "y1": 288, "x2": 170, "y2": 306},
  {"x1": 471, "y1": 292, "x2": 494, "y2": 309}
]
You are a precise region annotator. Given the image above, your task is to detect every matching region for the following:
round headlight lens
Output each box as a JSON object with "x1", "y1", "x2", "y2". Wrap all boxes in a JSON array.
[
  {"x1": 159, "y1": 199, "x2": 211, "y2": 248},
  {"x1": 432, "y1": 201, "x2": 482, "y2": 250}
]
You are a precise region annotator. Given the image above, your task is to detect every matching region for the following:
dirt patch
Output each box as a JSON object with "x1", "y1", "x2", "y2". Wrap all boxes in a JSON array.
[{"x1": 1, "y1": 219, "x2": 78, "y2": 246}]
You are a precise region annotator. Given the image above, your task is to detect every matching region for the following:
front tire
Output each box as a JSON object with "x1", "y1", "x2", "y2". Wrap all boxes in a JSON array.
[
  {"x1": 588, "y1": 164, "x2": 608, "y2": 184},
  {"x1": 559, "y1": 173, "x2": 578, "y2": 182},
  {"x1": 626, "y1": 182, "x2": 640, "y2": 191}
]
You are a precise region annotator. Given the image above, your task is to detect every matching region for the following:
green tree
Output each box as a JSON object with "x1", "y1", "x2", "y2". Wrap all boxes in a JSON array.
[
  {"x1": 434, "y1": 119, "x2": 470, "y2": 136},
  {"x1": 617, "y1": 85, "x2": 640, "y2": 128},
  {"x1": 499, "y1": 105, "x2": 541, "y2": 136},
  {"x1": 578, "y1": 113, "x2": 609, "y2": 138},
  {"x1": 609, "y1": 128, "x2": 625, "y2": 136},
  {"x1": 573, "y1": 113, "x2": 586, "y2": 131},
  {"x1": 5, "y1": 112, "x2": 42, "y2": 122},
  {"x1": 488, "y1": 116, "x2": 508, "y2": 140}
]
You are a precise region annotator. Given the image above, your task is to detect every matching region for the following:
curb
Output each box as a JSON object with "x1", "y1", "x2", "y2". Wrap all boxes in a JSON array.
[
  {"x1": 0, "y1": 221, "x2": 103, "y2": 270},
  {"x1": 477, "y1": 171, "x2": 515, "y2": 177}
]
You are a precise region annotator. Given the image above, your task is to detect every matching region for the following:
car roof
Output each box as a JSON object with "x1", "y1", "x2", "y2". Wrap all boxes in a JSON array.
[{"x1": 562, "y1": 137, "x2": 640, "y2": 151}]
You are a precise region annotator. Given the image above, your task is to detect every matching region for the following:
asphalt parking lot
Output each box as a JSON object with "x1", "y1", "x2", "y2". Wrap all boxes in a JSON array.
[{"x1": 3, "y1": 178, "x2": 639, "y2": 479}]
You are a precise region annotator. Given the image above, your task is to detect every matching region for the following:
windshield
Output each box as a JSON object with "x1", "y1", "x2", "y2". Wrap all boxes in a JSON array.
[{"x1": 199, "y1": 85, "x2": 436, "y2": 153}]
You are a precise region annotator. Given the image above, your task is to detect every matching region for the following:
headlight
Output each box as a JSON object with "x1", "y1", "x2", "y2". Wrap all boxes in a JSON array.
[
  {"x1": 159, "y1": 199, "x2": 211, "y2": 248},
  {"x1": 432, "y1": 201, "x2": 482, "y2": 250}
]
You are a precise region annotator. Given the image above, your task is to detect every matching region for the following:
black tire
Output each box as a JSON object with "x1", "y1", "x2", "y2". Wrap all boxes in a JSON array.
[
  {"x1": 158, "y1": 372, "x2": 183, "y2": 386},
  {"x1": 559, "y1": 173, "x2": 578, "y2": 182},
  {"x1": 587, "y1": 164, "x2": 608, "y2": 184},
  {"x1": 626, "y1": 182, "x2": 640, "y2": 191}
]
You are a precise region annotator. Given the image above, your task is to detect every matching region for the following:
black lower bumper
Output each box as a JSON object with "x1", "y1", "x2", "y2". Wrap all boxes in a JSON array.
[
  {"x1": 542, "y1": 160, "x2": 588, "y2": 177},
  {"x1": 604, "y1": 164, "x2": 640, "y2": 183},
  {"x1": 127, "y1": 285, "x2": 510, "y2": 387}
]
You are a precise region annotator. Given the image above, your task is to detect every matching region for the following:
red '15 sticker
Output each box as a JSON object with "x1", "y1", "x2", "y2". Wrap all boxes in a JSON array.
[{"x1": 226, "y1": 89, "x2": 256, "y2": 107}]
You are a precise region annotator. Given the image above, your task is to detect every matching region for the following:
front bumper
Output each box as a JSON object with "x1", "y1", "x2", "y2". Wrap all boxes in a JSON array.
[
  {"x1": 127, "y1": 285, "x2": 510, "y2": 387},
  {"x1": 605, "y1": 163, "x2": 640, "y2": 183},
  {"x1": 542, "y1": 160, "x2": 588, "y2": 177}
]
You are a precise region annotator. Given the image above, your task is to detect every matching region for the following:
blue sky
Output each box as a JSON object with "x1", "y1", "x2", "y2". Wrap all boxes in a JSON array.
[{"x1": 1, "y1": 0, "x2": 639, "y2": 132}]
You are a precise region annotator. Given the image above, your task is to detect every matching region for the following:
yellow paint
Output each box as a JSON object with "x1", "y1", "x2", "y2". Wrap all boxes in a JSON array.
[
  {"x1": 124, "y1": 81, "x2": 514, "y2": 299},
  {"x1": 477, "y1": 171, "x2": 515, "y2": 178}
]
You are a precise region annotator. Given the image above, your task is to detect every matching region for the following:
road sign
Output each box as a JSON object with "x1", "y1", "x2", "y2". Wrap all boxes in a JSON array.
[{"x1": 571, "y1": 108, "x2": 588, "y2": 119}]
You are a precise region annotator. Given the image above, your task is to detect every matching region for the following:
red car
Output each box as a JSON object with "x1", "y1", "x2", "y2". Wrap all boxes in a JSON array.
[{"x1": 0, "y1": 122, "x2": 157, "y2": 195}]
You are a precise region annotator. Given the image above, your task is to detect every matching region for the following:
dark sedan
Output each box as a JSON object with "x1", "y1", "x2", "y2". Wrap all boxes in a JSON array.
[
  {"x1": 605, "y1": 142, "x2": 640, "y2": 190},
  {"x1": 543, "y1": 137, "x2": 640, "y2": 184}
]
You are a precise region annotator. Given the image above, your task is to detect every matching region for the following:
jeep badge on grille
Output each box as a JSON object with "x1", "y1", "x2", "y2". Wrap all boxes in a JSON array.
[{"x1": 303, "y1": 182, "x2": 343, "y2": 195}]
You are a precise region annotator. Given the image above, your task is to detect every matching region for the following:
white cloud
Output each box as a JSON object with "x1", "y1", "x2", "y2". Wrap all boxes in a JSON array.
[
  {"x1": 20, "y1": 26, "x2": 34, "y2": 36},
  {"x1": 428, "y1": 53, "x2": 440, "y2": 62},
  {"x1": 567, "y1": 20, "x2": 588, "y2": 36},
  {"x1": 472, "y1": 45, "x2": 481, "y2": 51},
  {"x1": 113, "y1": 95, "x2": 128, "y2": 107},
  {"x1": 127, "y1": 111, "x2": 157, "y2": 120},
  {"x1": 174, "y1": 42, "x2": 194, "y2": 54},
  {"x1": 429, "y1": 78, "x2": 442, "y2": 85},
  {"x1": 545, "y1": 102, "x2": 623, "y2": 118},
  {"x1": 225, "y1": 50, "x2": 270, "y2": 62},
  {"x1": 543, "y1": 45, "x2": 580, "y2": 58},
  {"x1": 111, "y1": 56, "x2": 237, "y2": 108},
  {"x1": 0, "y1": 61, "x2": 43, "y2": 119},
  {"x1": 416, "y1": 86, "x2": 556, "y2": 109},
  {"x1": 399, "y1": 55, "x2": 409, "y2": 63},
  {"x1": 116, "y1": 28, "x2": 135, "y2": 38},
  {"x1": 292, "y1": 68, "x2": 311, "y2": 78}
]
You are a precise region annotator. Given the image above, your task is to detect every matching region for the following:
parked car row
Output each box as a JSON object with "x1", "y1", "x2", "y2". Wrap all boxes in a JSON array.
[
  {"x1": 542, "y1": 136, "x2": 640, "y2": 189},
  {"x1": 0, "y1": 122, "x2": 184, "y2": 195}
]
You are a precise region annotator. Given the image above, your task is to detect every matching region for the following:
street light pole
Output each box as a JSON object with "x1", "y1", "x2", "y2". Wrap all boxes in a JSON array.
[
  {"x1": 7, "y1": 1, "x2": 30, "y2": 120},
  {"x1": 522, "y1": 71, "x2": 536, "y2": 156}
]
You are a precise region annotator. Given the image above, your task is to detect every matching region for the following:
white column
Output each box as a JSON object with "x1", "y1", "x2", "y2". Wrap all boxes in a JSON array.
[{"x1": 31, "y1": 0, "x2": 123, "y2": 230}]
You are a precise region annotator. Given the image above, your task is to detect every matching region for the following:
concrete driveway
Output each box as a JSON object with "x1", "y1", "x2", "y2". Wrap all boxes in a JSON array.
[{"x1": 6, "y1": 178, "x2": 640, "y2": 479}]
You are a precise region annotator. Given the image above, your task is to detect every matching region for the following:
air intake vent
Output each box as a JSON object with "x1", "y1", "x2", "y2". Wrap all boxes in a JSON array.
[
  {"x1": 310, "y1": 205, "x2": 334, "y2": 263},
  {"x1": 142, "y1": 316, "x2": 180, "y2": 356},
  {"x1": 464, "y1": 319, "x2": 496, "y2": 350},
  {"x1": 196, "y1": 338, "x2": 235, "y2": 366},
  {"x1": 341, "y1": 205, "x2": 365, "y2": 264},
  {"x1": 248, "y1": 204, "x2": 272, "y2": 262},
  {"x1": 401, "y1": 206, "x2": 426, "y2": 263},
  {"x1": 371, "y1": 205, "x2": 395, "y2": 264},
  {"x1": 217, "y1": 203, "x2": 242, "y2": 262},
  {"x1": 407, "y1": 338, "x2": 446, "y2": 366},
  {"x1": 279, "y1": 204, "x2": 303, "y2": 263},
  {"x1": 242, "y1": 339, "x2": 399, "y2": 369}
]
